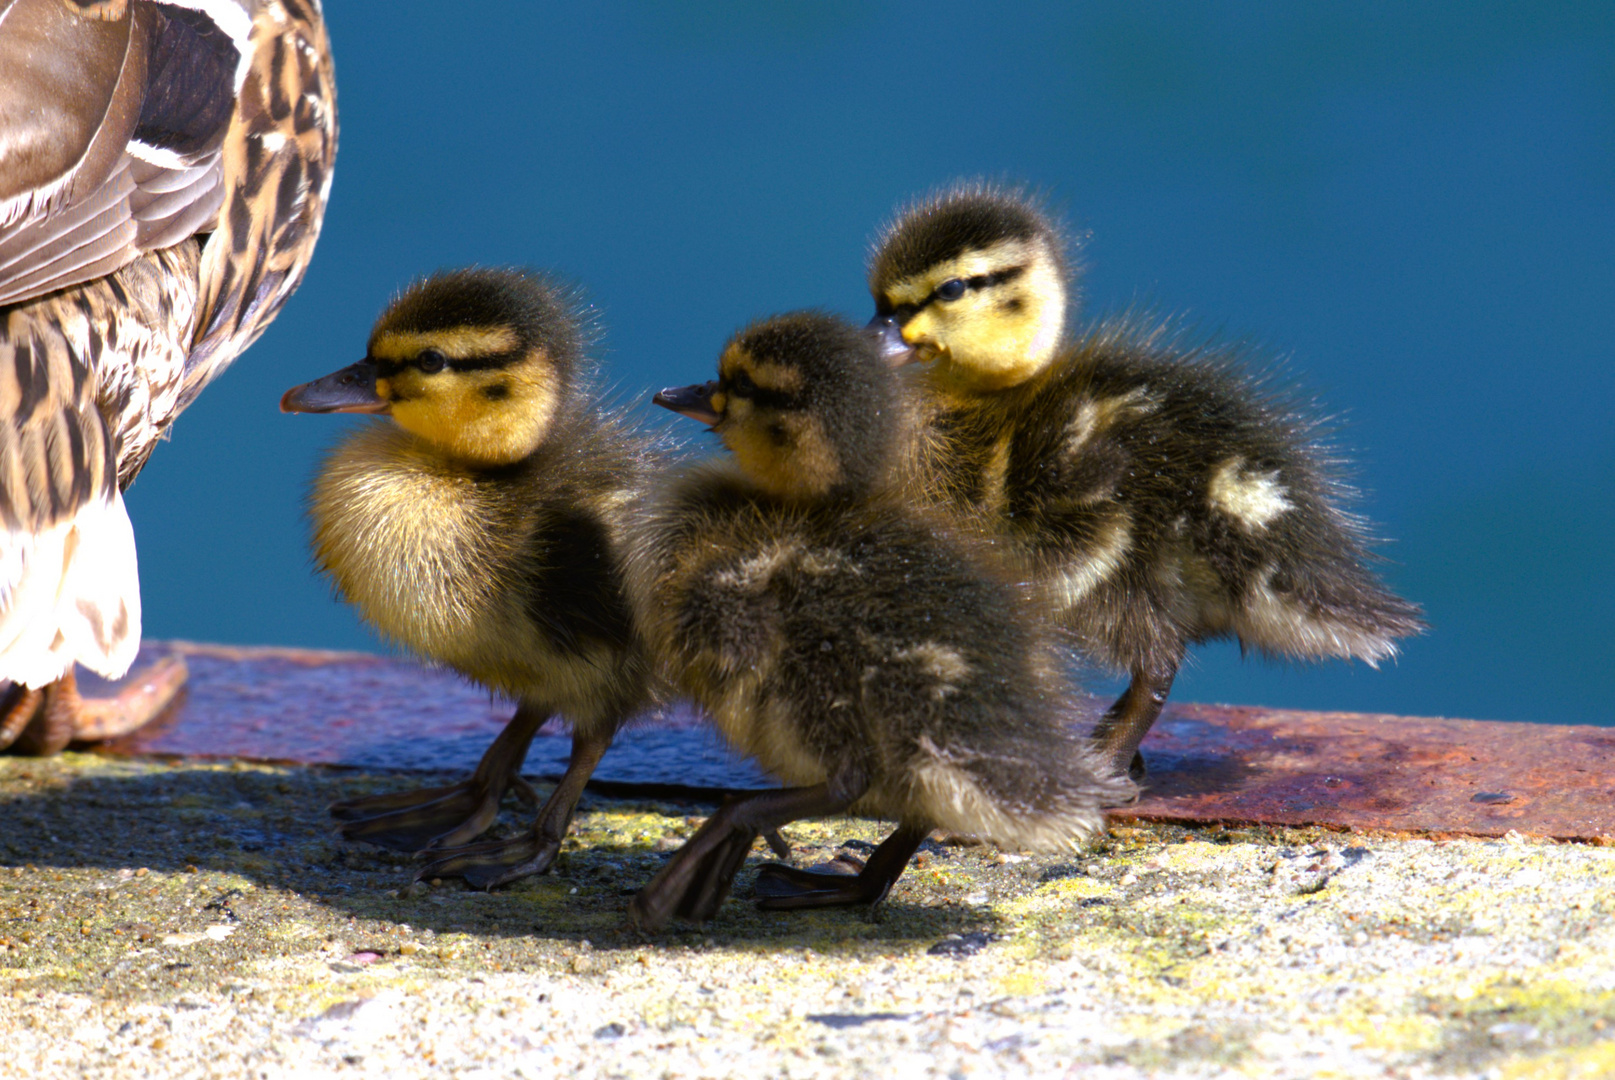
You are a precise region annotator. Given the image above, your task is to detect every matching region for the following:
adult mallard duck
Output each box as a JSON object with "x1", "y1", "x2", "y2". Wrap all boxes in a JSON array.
[
  {"x1": 866, "y1": 184, "x2": 1424, "y2": 781},
  {"x1": 0, "y1": 0, "x2": 337, "y2": 753}
]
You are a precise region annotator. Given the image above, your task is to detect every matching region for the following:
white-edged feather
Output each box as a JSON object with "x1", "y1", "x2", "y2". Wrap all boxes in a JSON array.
[{"x1": 0, "y1": 491, "x2": 140, "y2": 688}]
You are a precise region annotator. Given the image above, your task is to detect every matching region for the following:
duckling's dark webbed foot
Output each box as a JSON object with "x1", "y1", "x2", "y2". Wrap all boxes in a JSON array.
[
  {"x1": 331, "y1": 775, "x2": 540, "y2": 853},
  {"x1": 629, "y1": 783, "x2": 855, "y2": 933},
  {"x1": 752, "y1": 824, "x2": 930, "y2": 911},
  {"x1": 415, "y1": 832, "x2": 561, "y2": 890},
  {"x1": 412, "y1": 726, "x2": 613, "y2": 890},
  {"x1": 633, "y1": 822, "x2": 761, "y2": 930},
  {"x1": 330, "y1": 705, "x2": 548, "y2": 853},
  {"x1": 0, "y1": 660, "x2": 188, "y2": 756}
]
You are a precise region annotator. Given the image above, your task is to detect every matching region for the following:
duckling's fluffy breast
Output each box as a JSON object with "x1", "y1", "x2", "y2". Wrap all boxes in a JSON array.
[{"x1": 310, "y1": 422, "x2": 647, "y2": 717}]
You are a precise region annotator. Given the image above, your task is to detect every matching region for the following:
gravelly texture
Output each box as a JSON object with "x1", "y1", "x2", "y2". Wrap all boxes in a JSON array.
[{"x1": 2, "y1": 753, "x2": 1613, "y2": 1079}]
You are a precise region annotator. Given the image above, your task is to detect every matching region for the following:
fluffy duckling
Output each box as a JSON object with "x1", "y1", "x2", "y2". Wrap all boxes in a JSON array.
[
  {"x1": 867, "y1": 184, "x2": 1425, "y2": 780},
  {"x1": 0, "y1": 0, "x2": 337, "y2": 754},
  {"x1": 626, "y1": 311, "x2": 1131, "y2": 932},
  {"x1": 281, "y1": 268, "x2": 660, "y2": 888}
]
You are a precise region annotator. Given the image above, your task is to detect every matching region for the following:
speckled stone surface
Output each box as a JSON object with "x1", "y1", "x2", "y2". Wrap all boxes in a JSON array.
[{"x1": 3, "y1": 753, "x2": 1612, "y2": 1079}]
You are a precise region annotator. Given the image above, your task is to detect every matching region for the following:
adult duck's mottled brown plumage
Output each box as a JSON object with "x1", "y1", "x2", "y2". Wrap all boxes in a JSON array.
[
  {"x1": 867, "y1": 184, "x2": 1424, "y2": 781},
  {"x1": 0, "y1": 0, "x2": 336, "y2": 754},
  {"x1": 627, "y1": 312, "x2": 1129, "y2": 932},
  {"x1": 283, "y1": 268, "x2": 665, "y2": 889}
]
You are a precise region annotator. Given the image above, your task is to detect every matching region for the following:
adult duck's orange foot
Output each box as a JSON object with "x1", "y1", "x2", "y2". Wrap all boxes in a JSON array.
[{"x1": 0, "y1": 658, "x2": 189, "y2": 756}]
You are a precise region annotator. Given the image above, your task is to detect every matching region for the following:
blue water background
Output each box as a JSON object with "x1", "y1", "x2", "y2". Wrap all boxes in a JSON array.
[{"x1": 127, "y1": 4, "x2": 1614, "y2": 725}]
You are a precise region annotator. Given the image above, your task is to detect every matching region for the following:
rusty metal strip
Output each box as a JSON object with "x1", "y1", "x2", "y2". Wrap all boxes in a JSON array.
[
  {"x1": 1118, "y1": 703, "x2": 1615, "y2": 841},
  {"x1": 94, "y1": 642, "x2": 1615, "y2": 842}
]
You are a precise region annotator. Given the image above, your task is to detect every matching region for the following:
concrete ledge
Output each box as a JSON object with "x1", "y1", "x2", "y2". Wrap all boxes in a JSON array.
[{"x1": 3, "y1": 753, "x2": 1613, "y2": 1078}]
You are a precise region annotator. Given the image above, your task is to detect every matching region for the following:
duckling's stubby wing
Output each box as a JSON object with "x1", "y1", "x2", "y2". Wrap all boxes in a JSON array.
[{"x1": 0, "y1": 0, "x2": 243, "y2": 307}]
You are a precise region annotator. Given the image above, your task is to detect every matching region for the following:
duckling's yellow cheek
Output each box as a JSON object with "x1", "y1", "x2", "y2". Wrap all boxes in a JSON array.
[{"x1": 952, "y1": 304, "x2": 1004, "y2": 352}]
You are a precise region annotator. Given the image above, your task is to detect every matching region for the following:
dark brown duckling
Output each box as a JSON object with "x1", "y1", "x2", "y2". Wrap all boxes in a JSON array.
[
  {"x1": 866, "y1": 183, "x2": 1425, "y2": 781},
  {"x1": 625, "y1": 311, "x2": 1130, "y2": 932},
  {"x1": 281, "y1": 267, "x2": 662, "y2": 888}
]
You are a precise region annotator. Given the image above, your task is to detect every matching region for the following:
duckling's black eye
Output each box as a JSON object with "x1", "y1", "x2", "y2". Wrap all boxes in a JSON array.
[
  {"x1": 417, "y1": 348, "x2": 447, "y2": 374},
  {"x1": 935, "y1": 278, "x2": 967, "y2": 302},
  {"x1": 728, "y1": 370, "x2": 757, "y2": 396}
]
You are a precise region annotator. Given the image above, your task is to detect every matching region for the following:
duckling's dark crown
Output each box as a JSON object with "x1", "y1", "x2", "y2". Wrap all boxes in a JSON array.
[
  {"x1": 729, "y1": 311, "x2": 890, "y2": 412},
  {"x1": 726, "y1": 311, "x2": 898, "y2": 488},
  {"x1": 869, "y1": 183, "x2": 1062, "y2": 291},
  {"x1": 370, "y1": 267, "x2": 584, "y2": 373}
]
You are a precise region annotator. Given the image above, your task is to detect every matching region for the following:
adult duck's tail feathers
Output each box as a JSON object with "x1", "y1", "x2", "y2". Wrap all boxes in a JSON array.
[
  {"x1": 0, "y1": 490, "x2": 140, "y2": 688},
  {"x1": 0, "y1": 287, "x2": 145, "y2": 689}
]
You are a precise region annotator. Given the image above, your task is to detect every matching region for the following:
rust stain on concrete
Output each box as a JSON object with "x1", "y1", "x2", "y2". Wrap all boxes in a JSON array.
[{"x1": 95, "y1": 642, "x2": 1615, "y2": 843}]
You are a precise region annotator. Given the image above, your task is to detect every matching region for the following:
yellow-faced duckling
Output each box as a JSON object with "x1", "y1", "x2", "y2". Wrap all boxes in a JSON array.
[
  {"x1": 867, "y1": 184, "x2": 1425, "y2": 780},
  {"x1": 625, "y1": 311, "x2": 1131, "y2": 931},
  {"x1": 281, "y1": 268, "x2": 661, "y2": 888},
  {"x1": 0, "y1": 0, "x2": 337, "y2": 754}
]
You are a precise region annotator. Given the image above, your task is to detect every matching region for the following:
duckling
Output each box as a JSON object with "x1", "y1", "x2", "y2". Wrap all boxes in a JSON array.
[
  {"x1": 280, "y1": 268, "x2": 661, "y2": 888},
  {"x1": 866, "y1": 183, "x2": 1425, "y2": 781},
  {"x1": 0, "y1": 0, "x2": 337, "y2": 754},
  {"x1": 625, "y1": 311, "x2": 1131, "y2": 932}
]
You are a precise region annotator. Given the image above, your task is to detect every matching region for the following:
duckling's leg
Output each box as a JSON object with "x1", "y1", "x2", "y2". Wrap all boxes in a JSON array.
[
  {"x1": 0, "y1": 662, "x2": 189, "y2": 756},
  {"x1": 330, "y1": 703, "x2": 549, "y2": 853},
  {"x1": 751, "y1": 824, "x2": 931, "y2": 910},
  {"x1": 1089, "y1": 662, "x2": 1178, "y2": 783},
  {"x1": 628, "y1": 783, "x2": 860, "y2": 933},
  {"x1": 412, "y1": 725, "x2": 614, "y2": 890}
]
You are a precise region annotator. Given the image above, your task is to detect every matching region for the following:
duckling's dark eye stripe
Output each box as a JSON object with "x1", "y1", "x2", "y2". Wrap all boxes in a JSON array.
[
  {"x1": 371, "y1": 350, "x2": 522, "y2": 377},
  {"x1": 927, "y1": 265, "x2": 1025, "y2": 306},
  {"x1": 727, "y1": 383, "x2": 798, "y2": 410},
  {"x1": 886, "y1": 265, "x2": 1029, "y2": 326},
  {"x1": 440, "y1": 350, "x2": 522, "y2": 372}
]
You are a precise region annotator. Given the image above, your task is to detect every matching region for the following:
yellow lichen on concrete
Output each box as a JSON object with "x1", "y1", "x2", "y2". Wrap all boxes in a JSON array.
[{"x1": 1502, "y1": 1039, "x2": 1615, "y2": 1080}]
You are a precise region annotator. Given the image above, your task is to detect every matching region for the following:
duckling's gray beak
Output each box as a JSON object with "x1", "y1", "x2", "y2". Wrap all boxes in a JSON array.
[
  {"x1": 653, "y1": 380, "x2": 720, "y2": 426},
  {"x1": 865, "y1": 314, "x2": 917, "y2": 366},
  {"x1": 280, "y1": 361, "x2": 390, "y2": 414}
]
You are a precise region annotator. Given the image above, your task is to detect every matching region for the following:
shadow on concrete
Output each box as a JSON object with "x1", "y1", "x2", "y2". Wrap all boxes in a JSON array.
[{"x1": 0, "y1": 757, "x2": 1003, "y2": 952}]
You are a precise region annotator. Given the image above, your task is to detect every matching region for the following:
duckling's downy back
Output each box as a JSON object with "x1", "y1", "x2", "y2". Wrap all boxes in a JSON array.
[
  {"x1": 1002, "y1": 319, "x2": 1425, "y2": 673},
  {"x1": 868, "y1": 182, "x2": 1423, "y2": 779},
  {"x1": 632, "y1": 312, "x2": 1131, "y2": 852}
]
